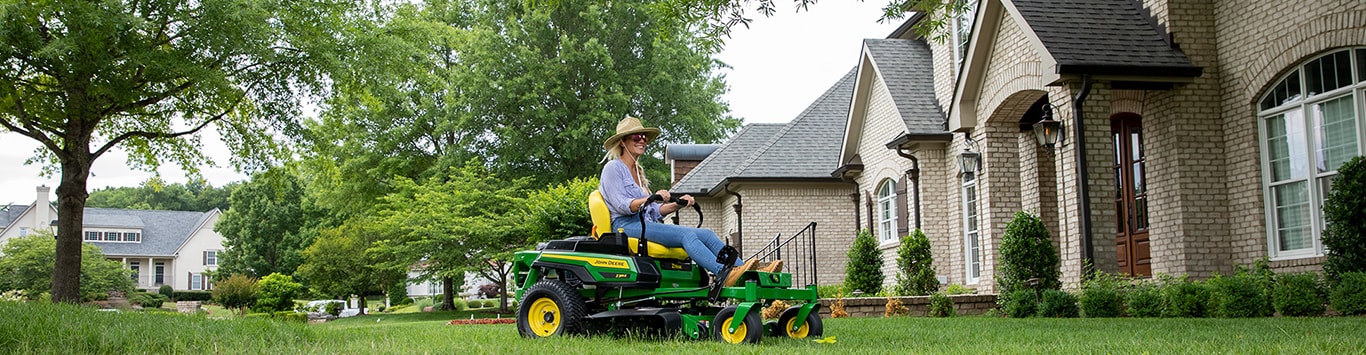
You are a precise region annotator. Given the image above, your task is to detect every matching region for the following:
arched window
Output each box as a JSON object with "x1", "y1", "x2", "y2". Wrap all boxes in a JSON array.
[
  {"x1": 876, "y1": 179, "x2": 898, "y2": 243},
  {"x1": 1257, "y1": 47, "x2": 1366, "y2": 260}
]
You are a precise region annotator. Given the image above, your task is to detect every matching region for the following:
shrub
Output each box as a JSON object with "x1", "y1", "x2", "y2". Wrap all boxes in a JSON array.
[
  {"x1": 273, "y1": 311, "x2": 307, "y2": 323},
  {"x1": 1207, "y1": 272, "x2": 1271, "y2": 318},
  {"x1": 172, "y1": 291, "x2": 213, "y2": 302},
  {"x1": 996, "y1": 211, "x2": 1061, "y2": 307},
  {"x1": 386, "y1": 283, "x2": 409, "y2": 306},
  {"x1": 0, "y1": 234, "x2": 134, "y2": 301},
  {"x1": 254, "y1": 273, "x2": 303, "y2": 313},
  {"x1": 1038, "y1": 290, "x2": 1079, "y2": 318},
  {"x1": 324, "y1": 300, "x2": 343, "y2": 316},
  {"x1": 212, "y1": 274, "x2": 260, "y2": 315},
  {"x1": 894, "y1": 229, "x2": 940, "y2": 296},
  {"x1": 159, "y1": 285, "x2": 175, "y2": 300},
  {"x1": 447, "y1": 298, "x2": 468, "y2": 312},
  {"x1": 1126, "y1": 282, "x2": 1163, "y2": 317},
  {"x1": 130, "y1": 292, "x2": 168, "y2": 309},
  {"x1": 479, "y1": 284, "x2": 501, "y2": 299},
  {"x1": 945, "y1": 284, "x2": 975, "y2": 295},
  {"x1": 1273, "y1": 272, "x2": 1326, "y2": 317},
  {"x1": 845, "y1": 229, "x2": 884, "y2": 295},
  {"x1": 1329, "y1": 272, "x2": 1366, "y2": 315},
  {"x1": 1079, "y1": 272, "x2": 1125, "y2": 318},
  {"x1": 928, "y1": 292, "x2": 955, "y2": 317},
  {"x1": 1161, "y1": 275, "x2": 1210, "y2": 318},
  {"x1": 1322, "y1": 156, "x2": 1366, "y2": 284},
  {"x1": 1001, "y1": 289, "x2": 1038, "y2": 318}
]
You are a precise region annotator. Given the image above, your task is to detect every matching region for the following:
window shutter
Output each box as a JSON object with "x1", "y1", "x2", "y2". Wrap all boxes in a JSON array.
[
  {"x1": 897, "y1": 175, "x2": 909, "y2": 237},
  {"x1": 864, "y1": 191, "x2": 875, "y2": 233},
  {"x1": 203, "y1": 251, "x2": 207, "y2": 265}
]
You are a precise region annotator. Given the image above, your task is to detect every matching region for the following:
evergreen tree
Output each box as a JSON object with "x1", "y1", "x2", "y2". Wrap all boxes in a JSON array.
[
  {"x1": 895, "y1": 229, "x2": 939, "y2": 296},
  {"x1": 1323, "y1": 156, "x2": 1366, "y2": 284},
  {"x1": 845, "y1": 229, "x2": 884, "y2": 295}
]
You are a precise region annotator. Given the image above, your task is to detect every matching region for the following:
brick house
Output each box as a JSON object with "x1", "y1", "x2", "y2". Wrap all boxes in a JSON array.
[{"x1": 671, "y1": 0, "x2": 1366, "y2": 293}]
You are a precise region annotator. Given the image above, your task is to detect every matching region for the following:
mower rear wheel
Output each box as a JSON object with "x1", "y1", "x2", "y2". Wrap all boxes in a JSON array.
[
  {"x1": 777, "y1": 306, "x2": 823, "y2": 339},
  {"x1": 713, "y1": 306, "x2": 762, "y2": 344},
  {"x1": 517, "y1": 279, "x2": 587, "y2": 338}
]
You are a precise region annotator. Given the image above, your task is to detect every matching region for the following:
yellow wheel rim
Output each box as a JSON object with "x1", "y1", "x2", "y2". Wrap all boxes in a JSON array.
[
  {"x1": 717, "y1": 316, "x2": 749, "y2": 344},
  {"x1": 528, "y1": 298, "x2": 561, "y2": 337},
  {"x1": 784, "y1": 317, "x2": 810, "y2": 339}
]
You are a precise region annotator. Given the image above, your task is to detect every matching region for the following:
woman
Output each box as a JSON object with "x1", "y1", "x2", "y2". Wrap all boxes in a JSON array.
[{"x1": 598, "y1": 116, "x2": 779, "y2": 287}]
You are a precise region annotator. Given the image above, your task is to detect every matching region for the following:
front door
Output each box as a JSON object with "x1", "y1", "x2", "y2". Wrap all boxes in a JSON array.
[{"x1": 1112, "y1": 114, "x2": 1151, "y2": 277}]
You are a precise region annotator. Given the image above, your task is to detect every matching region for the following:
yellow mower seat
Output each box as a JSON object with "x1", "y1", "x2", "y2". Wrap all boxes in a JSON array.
[{"x1": 589, "y1": 190, "x2": 691, "y2": 260}]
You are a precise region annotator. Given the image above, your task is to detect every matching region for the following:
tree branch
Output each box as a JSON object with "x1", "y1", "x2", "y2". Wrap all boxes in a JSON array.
[{"x1": 92, "y1": 91, "x2": 246, "y2": 160}]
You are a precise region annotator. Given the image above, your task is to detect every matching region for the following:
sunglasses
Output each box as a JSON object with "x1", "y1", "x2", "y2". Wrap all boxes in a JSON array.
[{"x1": 628, "y1": 133, "x2": 650, "y2": 143}]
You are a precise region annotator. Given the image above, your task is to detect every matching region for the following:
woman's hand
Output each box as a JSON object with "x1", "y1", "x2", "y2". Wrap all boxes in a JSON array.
[
  {"x1": 655, "y1": 189, "x2": 671, "y2": 202},
  {"x1": 676, "y1": 194, "x2": 694, "y2": 207}
]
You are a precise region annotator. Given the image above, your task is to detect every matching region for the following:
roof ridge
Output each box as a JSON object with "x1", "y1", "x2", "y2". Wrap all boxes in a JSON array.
[
  {"x1": 732, "y1": 68, "x2": 859, "y2": 176},
  {"x1": 671, "y1": 123, "x2": 784, "y2": 189}
]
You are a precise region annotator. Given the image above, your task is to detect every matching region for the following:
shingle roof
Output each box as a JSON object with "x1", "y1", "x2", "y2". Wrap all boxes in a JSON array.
[
  {"x1": 0, "y1": 204, "x2": 30, "y2": 229},
  {"x1": 1010, "y1": 0, "x2": 1201, "y2": 76},
  {"x1": 672, "y1": 69, "x2": 861, "y2": 194},
  {"x1": 863, "y1": 39, "x2": 947, "y2": 134},
  {"x1": 82, "y1": 208, "x2": 214, "y2": 257}
]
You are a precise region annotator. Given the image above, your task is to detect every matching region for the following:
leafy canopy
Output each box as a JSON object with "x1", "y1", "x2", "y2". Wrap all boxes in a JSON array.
[{"x1": 0, "y1": 233, "x2": 134, "y2": 301}]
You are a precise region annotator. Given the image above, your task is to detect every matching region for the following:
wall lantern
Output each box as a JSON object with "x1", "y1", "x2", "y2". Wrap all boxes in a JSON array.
[
  {"x1": 958, "y1": 135, "x2": 982, "y2": 174},
  {"x1": 1034, "y1": 103, "x2": 1065, "y2": 149}
]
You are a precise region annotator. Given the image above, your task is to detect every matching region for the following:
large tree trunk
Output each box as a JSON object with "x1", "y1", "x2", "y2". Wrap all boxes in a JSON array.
[
  {"x1": 441, "y1": 275, "x2": 455, "y2": 310},
  {"x1": 51, "y1": 154, "x2": 92, "y2": 303}
]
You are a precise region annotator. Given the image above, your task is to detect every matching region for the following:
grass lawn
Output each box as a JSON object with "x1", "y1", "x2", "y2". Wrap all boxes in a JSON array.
[{"x1": 3, "y1": 301, "x2": 1364, "y2": 354}]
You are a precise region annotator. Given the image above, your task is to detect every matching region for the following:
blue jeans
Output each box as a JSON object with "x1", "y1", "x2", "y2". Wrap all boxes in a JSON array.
[{"x1": 612, "y1": 213, "x2": 741, "y2": 274}]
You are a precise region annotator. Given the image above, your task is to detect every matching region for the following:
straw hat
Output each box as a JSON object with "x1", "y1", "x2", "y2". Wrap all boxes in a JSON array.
[{"x1": 603, "y1": 116, "x2": 660, "y2": 151}]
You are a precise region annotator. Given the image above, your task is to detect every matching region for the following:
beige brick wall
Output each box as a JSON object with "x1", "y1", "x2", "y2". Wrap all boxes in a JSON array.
[{"x1": 728, "y1": 182, "x2": 857, "y2": 286}]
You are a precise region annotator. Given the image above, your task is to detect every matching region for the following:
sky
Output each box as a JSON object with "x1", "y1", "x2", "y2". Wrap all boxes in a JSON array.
[{"x1": 0, "y1": 1, "x2": 905, "y2": 206}]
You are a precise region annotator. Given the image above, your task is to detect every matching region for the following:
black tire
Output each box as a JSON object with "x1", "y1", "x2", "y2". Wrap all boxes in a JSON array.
[
  {"x1": 712, "y1": 306, "x2": 763, "y2": 344},
  {"x1": 517, "y1": 279, "x2": 587, "y2": 338},
  {"x1": 777, "y1": 306, "x2": 824, "y2": 339}
]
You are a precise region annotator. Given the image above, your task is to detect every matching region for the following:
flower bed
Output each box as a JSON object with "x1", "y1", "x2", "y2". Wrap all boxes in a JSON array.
[{"x1": 445, "y1": 318, "x2": 515, "y2": 325}]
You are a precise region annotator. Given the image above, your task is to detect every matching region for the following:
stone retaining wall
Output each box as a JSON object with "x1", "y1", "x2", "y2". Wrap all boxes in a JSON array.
[{"x1": 816, "y1": 294, "x2": 998, "y2": 318}]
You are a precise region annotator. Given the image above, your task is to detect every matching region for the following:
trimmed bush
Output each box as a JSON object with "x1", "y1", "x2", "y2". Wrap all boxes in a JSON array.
[
  {"x1": 1079, "y1": 272, "x2": 1125, "y2": 318},
  {"x1": 1329, "y1": 272, "x2": 1366, "y2": 315},
  {"x1": 1161, "y1": 276, "x2": 1210, "y2": 318},
  {"x1": 928, "y1": 292, "x2": 955, "y2": 317},
  {"x1": 1038, "y1": 290, "x2": 1079, "y2": 318},
  {"x1": 1207, "y1": 272, "x2": 1271, "y2": 318},
  {"x1": 158, "y1": 285, "x2": 174, "y2": 299},
  {"x1": 996, "y1": 211, "x2": 1061, "y2": 308},
  {"x1": 1322, "y1": 156, "x2": 1366, "y2": 284},
  {"x1": 212, "y1": 274, "x2": 260, "y2": 315},
  {"x1": 1001, "y1": 289, "x2": 1038, "y2": 318},
  {"x1": 255, "y1": 273, "x2": 303, "y2": 313},
  {"x1": 845, "y1": 229, "x2": 884, "y2": 295},
  {"x1": 172, "y1": 291, "x2": 213, "y2": 302},
  {"x1": 449, "y1": 298, "x2": 468, "y2": 312},
  {"x1": 129, "y1": 292, "x2": 168, "y2": 309},
  {"x1": 894, "y1": 229, "x2": 939, "y2": 296},
  {"x1": 1273, "y1": 272, "x2": 1326, "y2": 317},
  {"x1": 1126, "y1": 283, "x2": 1163, "y2": 318},
  {"x1": 945, "y1": 284, "x2": 975, "y2": 295}
]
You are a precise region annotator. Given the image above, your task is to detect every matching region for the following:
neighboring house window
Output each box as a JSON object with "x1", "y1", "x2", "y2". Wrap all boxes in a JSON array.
[
  {"x1": 129, "y1": 261, "x2": 140, "y2": 281},
  {"x1": 953, "y1": 0, "x2": 980, "y2": 72},
  {"x1": 191, "y1": 273, "x2": 203, "y2": 290},
  {"x1": 876, "y1": 179, "x2": 898, "y2": 243},
  {"x1": 19, "y1": 227, "x2": 28, "y2": 236},
  {"x1": 963, "y1": 172, "x2": 981, "y2": 284},
  {"x1": 124, "y1": 232, "x2": 140, "y2": 242},
  {"x1": 155, "y1": 262, "x2": 165, "y2": 286},
  {"x1": 84, "y1": 231, "x2": 100, "y2": 241},
  {"x1": 204, "y1": 250, "x2": 218, "y2": 266},
  {"x1": 1258, "y1": 48, "x2": 1365, "y2": 260},
  {"x1": 105, "y1": 232, "x2": 121, "y2": 241}
]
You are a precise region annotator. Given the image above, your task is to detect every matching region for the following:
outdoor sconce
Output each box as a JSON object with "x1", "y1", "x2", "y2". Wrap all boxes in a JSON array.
[
  {"x1": 958, "y1": 135, "x2": 982, "y2": 175},
  {"x1": 1034, "y1": 103, "x2": 1065, "y2": 149}
]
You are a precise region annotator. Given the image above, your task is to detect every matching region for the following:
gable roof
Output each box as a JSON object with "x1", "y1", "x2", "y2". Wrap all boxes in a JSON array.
[
  {"x1": 1009, "y1": 0, "x2": 1201, "y2": 77},
  {"x1": 0, "y1": 204, "x2": 30, "y2": 230},
  {"x1": 672, "y1": 69, "x2": 859, "y2": 194},
  {"x1": 862, "y1": 39, "x2": 948, "y2": 135},
  {"x1": 82, "y1": 208, "x2": 215, "y2": 257}
]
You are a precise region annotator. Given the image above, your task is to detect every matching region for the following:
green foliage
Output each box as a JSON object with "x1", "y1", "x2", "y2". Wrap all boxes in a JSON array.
[
  {"x1": 945, "y1": 284, "x2": 975, "y2": 295},
  {"x1": 324, "y1": 301, "x2": 343, "y2": 317},
  {"x1": 387, "y1": 283, "x2": 411, "y2": 306},
  {"x1": 1038, "y1": 290, "x2": 1080, "y2": 318},
  {"x1": 1079, "y1": 272, "x2": 1125, "y2": 318},
  {"x1": 1161, "y1": 275, "x2": 1210, "y2": 318},
  {"x1": 1323, "y1": 156, "x2": 1366, "y2": 284},
  {"x1": 1329, "y1": 272, "x2": 1366, "y2": 316},
  {"x1": 216, "y1": 170, "x2": 312, "y2": 278},
  {"x1": 0, "y1": 234, "x2": 134, "y2": 301},
  {"x1": 996, "y1": 211, "x2": 1061, "y2": 308},
  {"x1": 844, "y1": 229, "x2": 884, "y2": 295},
  {"x1": 296, "y1": 218, "x2": 405, "y2": 306},
  {"x1": 525, "y1": 177, "x2": 600, "y2": 243},
  {"x1": 254, "y1": 273, "x2": 303, "y2": 313},
  {"x1": 894, "y1": 229, "x2": 939, "y2": 296},
  {"x1": 1126, "y1": 281, "x2": 1164, "y2": 318},
  {"x1": 129, "y1": 292, "x2": 168, "y2": 309},
  {"x1": 158, "y1": 285, "x2": 174, "y2": 299},
  {"x1": 87, "y1": 178, "x2": 238, "y2": 212},
  {"x1": 212, "y1": 274, "x2": 260, "y2": 315},
  {"x1": 1207, "y1": 272, "x2": 1272, "y2": 318},
  {"x1": 171, "y1": 291, "x2": 213, "y2": 302},
  {"x1": 1001, "y1": 289, "x2": 1038, "y2": 318},
  {"x1": 1273, "y1": 272, "x2": 1326, "y2": 317},
  {"x1": 928, "y1": 292, "x2": 955, "y2": 317}
]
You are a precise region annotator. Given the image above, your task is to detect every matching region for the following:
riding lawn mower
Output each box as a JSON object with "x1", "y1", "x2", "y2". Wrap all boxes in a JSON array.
[{"x1": 511, "y1": 191, "x2": 823, "y2": 344}]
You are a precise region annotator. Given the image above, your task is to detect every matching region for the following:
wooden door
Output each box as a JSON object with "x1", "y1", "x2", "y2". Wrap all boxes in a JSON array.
[{"x1": 1112, "y1": 114, "x2": 1151, "y2": 277}]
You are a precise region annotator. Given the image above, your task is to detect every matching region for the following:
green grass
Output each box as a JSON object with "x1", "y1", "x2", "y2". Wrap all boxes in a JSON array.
[{"x1": 4, "y1": 301, "x2": 1364, "y2": 354}]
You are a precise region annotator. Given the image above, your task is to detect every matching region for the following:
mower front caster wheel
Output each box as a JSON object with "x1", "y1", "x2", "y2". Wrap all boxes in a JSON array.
[
  {"x1": 713, "y1": 306, "x2": 762, "y2": 344},
  {"x1": 777, "y1": 306, "x2": 824, "y2": 339}
]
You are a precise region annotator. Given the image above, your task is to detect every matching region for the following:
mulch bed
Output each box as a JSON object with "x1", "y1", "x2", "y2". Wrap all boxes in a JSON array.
[{"x1": 446, "y1": 318, "x2": 516, "y2": 325}]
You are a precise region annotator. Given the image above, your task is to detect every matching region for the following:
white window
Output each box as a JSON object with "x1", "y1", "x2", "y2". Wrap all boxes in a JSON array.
[
  {"x1": 204, "y1": 250, "x2": 218, "y2": 266},
  {"x1": 84, "y1": 231, "x2": 100, "y2": 241},
  {"x1": 129, "y1": 261, "x2": 141, "y2": 281},
  {"x1": 962, "y1": 172, "x2": 981, "y2": 284},
  {"x1": 124, "y1": 232, "x2": 140, "y2": 242},
  {"x1": 191, "y1": 273, "x2": 203, "y2": 290},
  {"x1": 1258, "y1": 48, "x2": 1365, "y2": 260},
  {"x1": 105, "y1": 231, "x2": 121, "y2": 241},
  {"x1": 953, "y1": 0, "x2": 980, "y2": 72},
  {"x1": 876, "y1": 179, "x2": 898, "y2": 243},
  {"x1": 19, "y1": 227, "x2": 28, "y2": 237},
  {"x1": 154, "y1": 262, "x2": 165, "y2": 285}
]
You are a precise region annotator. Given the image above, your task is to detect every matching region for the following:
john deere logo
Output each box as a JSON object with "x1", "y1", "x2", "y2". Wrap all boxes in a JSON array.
[{"x1": 592, "y1": 259, "x2": 629, "y2": 268}]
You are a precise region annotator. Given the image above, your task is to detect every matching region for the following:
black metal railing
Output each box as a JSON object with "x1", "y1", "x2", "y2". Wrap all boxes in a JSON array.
[{"x1": 747, "y1": 222, "x2": 817, "y2": 287}]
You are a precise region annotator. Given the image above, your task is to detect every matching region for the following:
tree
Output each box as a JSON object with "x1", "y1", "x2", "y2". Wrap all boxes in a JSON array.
[
  {"x1": 1323, "y1": 156, "x2": 1366, "y2": 284},
  {"x1": 211, "y1": 274, "x2": 259, "y2": 315},
  {"x1": 652, "y1": 1, "x2": 952, "y2": 44},
  {"x1": 216, "y1": 170, "x2": 310, "y2": 277},
  {"x1": 525, "y1": 177, "x2": 599, "y2": 243},
  {"x1": 87, "y1": 178, "x2": 238, "y2": 211},
  {"x1": 253, "y1": 272, "x2": 302, "y2": 313},
  {"x1": 296, "y1": 218, "x2": 405, "y2": 315},
  {"x1": 996, "y1": 211, "x2": 1061, "y2": 306},
  {"x1": 0, "y1": 233, "x2": 133, "y2": 301},
  {"x1": 373, "y1": 159, "x2": 530, "y2": 311},
  {"x1": 0, "y1": 0, "x2": 352, "y2": 303},
  {"x1": 894, "y1": 229, "x2": 939, "y2": 296},
  {"x1": 845, "y1": 229, "x2": 884, "y2": 295}
]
